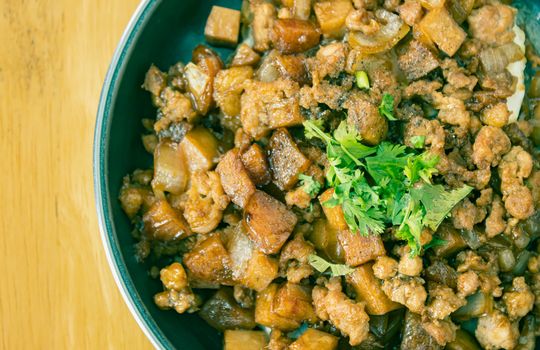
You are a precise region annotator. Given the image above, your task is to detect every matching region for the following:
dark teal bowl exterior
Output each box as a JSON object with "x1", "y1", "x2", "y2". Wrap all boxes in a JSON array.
[{"x1": 94, "y1": 1, "x2": 540, "y2": 349}]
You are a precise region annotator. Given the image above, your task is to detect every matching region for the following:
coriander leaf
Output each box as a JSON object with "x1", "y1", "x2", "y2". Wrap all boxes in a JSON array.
[
  {"x1": 378, "y1": 93, "x2": 397, "y2": 121},
  {"x1": 365, "y1": 142, "x2": 409, "y2": 184},
  {"x1": 404, "y1": 152, "x2": 439, "y2": 185},
  {"x1": 308, "y1": 254, "x2": 354, "y2": 276},
  {"x1": 304, "y1": 120, "x2": 332, "y2": 143},
  {"x1": 411, "y1": 183, "x2": 473, "y2": 231},
  {"x1": 423, "y1": 235, "x2": 447, "y2": 250},
  {"x1": 410, "y1": 135, "x2": 426, "y2": 148},
  {"x1": 342, "y1": 200, "x2": 386, "y2": 235},
  {"x1": 298, "y1": 174, "x2": 321, "y2": 198},
  {"x1": 333, "y1": 122, "x2": 375, "y2": 160},
  {"x1": 355, "y1": 71, "x2": 370, "y2": 89}
]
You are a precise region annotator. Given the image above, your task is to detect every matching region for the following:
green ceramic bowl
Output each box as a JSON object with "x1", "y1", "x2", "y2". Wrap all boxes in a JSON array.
[{"x1": 94, "y1": 1, "x2": 540, "y2": 349}]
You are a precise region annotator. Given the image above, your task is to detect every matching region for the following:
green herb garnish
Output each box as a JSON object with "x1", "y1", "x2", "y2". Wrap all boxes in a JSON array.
[
  {"x1": 303, "y1": 120, "x2": 473, "y2": 255},
  {"x1": 308, "y1": 254, "x2": 355, "y2": 276},
  {"x1": 423, "y1": 235, "x2": 447, "y2": 250},
  {"x1": 298, "y1": 174, "x2": 321, "y2": 198},
  {"x1": 379, "y1": 93, "x2": 397, "y2": 121},
  {"x1": 410, "y1": 135, "x2": 426, "y2": 148},
  {"x1": 355, "y1": 71, "x2": 370, "y2": 89}
]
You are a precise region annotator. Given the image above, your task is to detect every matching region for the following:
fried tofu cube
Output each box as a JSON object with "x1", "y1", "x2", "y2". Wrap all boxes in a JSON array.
[
  {"x1": 180, "y1": 127, "x2": 219, "y2": 173},
  {"x1": 143, "y1": 199, "x2": 192, "y2": 241},
  {"x1": 419, "y1": 7, "x2": 466, "y2": 56},
  {"x1": 241, "y1": 144, "x2": 271, "y2": 186},
  {"x1": 224, "y1": 330, "x2": 267, "y2": 350},
  {"x1": 318, "y1": 189, "x2": 348, "y2": 231},
  {"x1": 183, "y1": 233, "x2": 234, "y2": 287},
  {"x1": 205, "y1": 6, "x2": 241, "y2": 47},
  {"x1": 346, "y1": 263, "x2": 401, "y2": 315},
  {"x1": 244, "y1": 190, "x2": 297, "y2": 254},
  {"x1": 255, "y1": 284, "x2": 300, "y2": 331},
  {"x1": 216, "y1": 148, "x2": 256, "y2": 208},
  {"x1": 268, "y1": 128, "x2": 311, "y2": 191},
  {"x1": 251, "y1": 2, "x2": 276, "y2": 52},
  {"x1": 314, "y1": 0, "x2": 353, "y2": 38},
  {"x1": 337, "y1": 230, "x2": 386, "y2": 267},
  {"x1": 273, "y1": 282, "x2": 317, "y2": 323},
  {"x1": 214, "y1": 66, "x2": 254, "y2": 117},
  {"x1": 289, "y1": 329, "x2": 339, "y2": 350}
]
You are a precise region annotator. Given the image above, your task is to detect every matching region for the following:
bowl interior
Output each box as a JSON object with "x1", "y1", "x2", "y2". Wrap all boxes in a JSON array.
[{"x1": 96, "y1": 0, "x2": 540, "y2": 349}]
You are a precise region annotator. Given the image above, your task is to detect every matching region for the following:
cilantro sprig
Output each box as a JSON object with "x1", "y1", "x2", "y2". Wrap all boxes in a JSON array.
[
  {"x1": 308, "y1": 254, "x2": 355, "y2": 276},
  {"x1": 303, "y1": 119, "x2": 473, "y2": 255},
  {"x1": 298, "y1": 174, "x2": 321, "y2": 198}
]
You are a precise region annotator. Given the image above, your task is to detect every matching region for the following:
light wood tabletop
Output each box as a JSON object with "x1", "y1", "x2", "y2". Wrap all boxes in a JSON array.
[{"x1": 1, "y1": 0, "x2": 152, "y2": 348}]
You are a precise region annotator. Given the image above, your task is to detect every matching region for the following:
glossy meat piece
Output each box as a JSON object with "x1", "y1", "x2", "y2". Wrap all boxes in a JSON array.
[
  {"x1": 271, "y1": 19, "x2": 320, "y2": 54},
  {"x1": 241, "y1": 143, "x2": 271, "y2": 186},
  {"x1": 142, "y1": 199, "x2": 192, "y2": 241},
  {"x1": 398, "y1": 39, "x2": 439, "y2": 81},
  {"x1": 272, "y1": 282, "x2": 317, "y2": 323},
  {"x1": 255, "y1": 283, "x2": 300, "y2": 331},
  {"x1": 337, "y1": 230, "x2": 386, "y2": 267},
  {"x1": 216, "y1": 148, "x2": 256, "y2": 208},
  {"x1": 418, "y1": 7, "x2": 465, "y2": 56}
]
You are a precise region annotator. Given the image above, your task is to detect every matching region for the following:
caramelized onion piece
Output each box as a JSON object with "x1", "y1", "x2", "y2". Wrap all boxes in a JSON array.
[{"x1": 348, "y1": 10, "x2": 409, "y2": 54}]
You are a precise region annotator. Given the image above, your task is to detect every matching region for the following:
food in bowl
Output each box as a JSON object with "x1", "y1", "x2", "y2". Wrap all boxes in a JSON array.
[{"x1": 118, "y1": 0, "x2": 540, "y2": 348}]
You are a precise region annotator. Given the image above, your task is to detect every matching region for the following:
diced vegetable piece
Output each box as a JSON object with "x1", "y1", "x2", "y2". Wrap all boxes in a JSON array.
[
  {"x1": 192, "y1": 45, "x2": 223, "y2": 79},
  {"x1": 199, "y1": 288, "x2": 256, "y2": 331},
  {"x1": 349, "y1": 10, "x2": 410, "y2": 54},
  {"x1": 418, "y1": 7, "x2": 465, "y2": 56},
  {"x1": 143, "y1": 199, "x2": 192, "y2": 241},
  {"x1": 214, "y1": 66, "x2": 254, "y2": 117},
  {"x1": 204, "y1": 6, "x2": 241, "y2": 47},
  {"x1": 319, "y1": 189, "x2": 348, "y2": 231},
  {"x1": 268, "y1": 128, "x2": 311, "y2": 191},
  {"x1": 400, "y1": 311, "x2": 442, "y2": 350},
  {"x1": 445, "y1": 329, "x2": 481, "y2": 350},
  {"x1": 515, "y1": 315, "x2": 535, "y2": 350},
  {"x1": 231, "y1": 43, "x2": 261, "y2": 67},
  {"x1": 347, "y1": 263, "x2": 401, "y2": 315},
  {"x1": 445, "y1": 0, "x2": 474, "y2": 24},
  {"x1": 241, "y1": 144, "x2": 271, "y2": 186},
  {"x1": 224, "y1": 330, "x2": 267, "y2": 350},
  {"x1": 289, "y1": 329, "x2": 339, "y2": 350},
  {"x1": 151, "y1": 139, "x2": 189, "y2": 195},
  {"x1": 314, "y1": 0, "x2": 353, "y2": 38},
  {"x1": 271, "y1": 19, "x2": 320, "y2": 54},
  {"x1": 424, "y1": 260, "x2": 457, "y2": 289},
  {"x1": 183, "y1": 233, "x2": 234, "y2": 287},
  {"x1": 255, "y1": 283, "x2": 300, "y2": 331},
  {"x1": 227, "y1": 224, "x2": 278, "y2": 292},
  {"x1": 244, "y1": 190, "x2": 297, "y2": 254},
  {"x1": 180, "y1": 127, "x2": 219, "y2": 173},
  {"x1": 452, "y1": 292, "x2": 493, "y2": 321},
  {"x1": 432, "y1": 223, "x2": 467, "y2": 257},
  {"x1": 216, "y1": 148, "x2": 256, "y2": 208},
  {"x1": 273, "y1": 282, "x2": 317, "y2": 323},
  {"x1": 308, "y1": 218, "x2": 346, "y2": 263},
  {"x1": 184, "y1": 62, "x2": 212, "y2": 115},
  {"x1": 337, "y1": 230, "x2": 386, "y2": 267}
]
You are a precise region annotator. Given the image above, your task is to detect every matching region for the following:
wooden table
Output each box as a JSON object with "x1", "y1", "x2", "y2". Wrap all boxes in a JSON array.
[{"x1": 0, "y1": 1, "x2": 152, "y2": 348}]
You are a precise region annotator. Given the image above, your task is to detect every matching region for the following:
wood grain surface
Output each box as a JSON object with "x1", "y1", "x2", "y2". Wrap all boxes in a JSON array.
[{"x1": 0, "y1": 0, "x2": 152, "y2": 348}]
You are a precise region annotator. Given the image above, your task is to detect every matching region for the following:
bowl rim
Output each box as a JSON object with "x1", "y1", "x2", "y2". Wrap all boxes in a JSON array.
[{"x1": 93, "y1": 0, "x2": 172, "y2": 349}]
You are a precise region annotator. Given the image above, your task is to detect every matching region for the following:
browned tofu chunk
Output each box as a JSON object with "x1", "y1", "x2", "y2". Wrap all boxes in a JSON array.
[
  {"x1": 271, "y1": 19, "x2": 321, "y2": 54},
  {"x1": 205, "y1": 6, "x2": 241, "y2": 47},
  {"x1": 289, "y1": 329, "x2": 339, "y2": 350},
  {"x1": 268, "y1": 128, "x2": 311, "y2": 191},
  {"x1": 255, "y1": 283, "x2": 300, "y2": 331},
  {"x1": 183, "y1": 233, "x2": 234, "y2": 287},
  {"x1": 273, "y1": 282, "x2": 317, "y2": 323},
  {"x1": 216, "y1": 148, "x2": 256, "y2": 208},
  {"x1": 231, "y1": 43, "x2": 261, "y2": 67},
  {"x1": 214, "y1": 66, "x2": 254, "y2": 117},
  {"x1": 224, "y1": 330, "x2": 267, "y2": 350},
  {"x1": 143, "y1": 199, "x2": 192, "y2": 241},
  {"x1": 398, "y1": 39, "x2": 440, "y2": 81},
  {"x1": 337, "y1": 230, "x2": 386, "y2": 266},
  {"x1": 346, "y1": 263, "x2": 401, "y2": 315},
  {"x1": 199, "y1": 288, "x2": 256, "y2": 331},
  {"x1": 419, "y1": 7, "x2": 466, "y2": 56},
  {"x1": 240, "y1": 79, "x2": 304, "y2": 139},
  {"x1": 241, "y1": 144, "x2": 271, "y2": 186},
  {"x1": 318, "y1": 189, "x2": 348, "y2": 231},
  {"x1": 251, "y1": 2, "x2": 276, "y2": 52},
  {"x1": 180, "y1": 127, "x2": 219, "y2": 173},
  {"x1": 314, "y1": 0, "x2": 353, "y2": 38},
  {"x1": 244, "y1": 190, "x2": 297, "y2": 254}
]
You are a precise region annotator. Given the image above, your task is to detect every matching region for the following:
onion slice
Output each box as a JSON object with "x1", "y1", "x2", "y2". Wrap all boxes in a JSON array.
[{"x1": 506, "y1": 25, "x2": 526, "y2": 123}]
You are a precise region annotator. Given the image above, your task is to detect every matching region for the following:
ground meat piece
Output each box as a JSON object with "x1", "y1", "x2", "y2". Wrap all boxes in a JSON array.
[
  {"x1": 503, "y1": 277, "x2": 535, "y2": 321},
  {"x1": 485, "y1": 196, "x2": 506, "y2": 238},
  {"x1": 251, "y1": 2, "x2": 276, "y2": 52},
  {"x1": 312, "y1": 278, "x2": 369, "y2": 346},
  {"x1": 476, "y1": 188, "x2": 493, "y2": 207},
  {"x1": 441, "y1": 59, "x2": 477, "y2": 92},
  {"x1": 426, "y1": 283, "x2": 466, "y2": 320},
  {"x1": 468, "y1": 4, "x2": 516, "y2": 45},
  {"x1": 233, "y1": 285, "x2": 255, "y2": 309},
  {"x1": 397, "y1": 0, "x2": 423, "y2": 26},
  {"x1": 279, "y1": 234, "x2": 315, "y2": 283},
  {"x1": 504, "y1": 185, "x2": 534, "y2": 221},
  {"x1": 529, "y1": 170, "x2": 540, "y2": 206},
  {"x1": 404, "y1": 117, "x2": 446, "y2": 153},
  {"x1": 398, "y1": 40, "x2": 439, "y2": 81},
  {"x1": 402, "y1": 80, "x2": 442, "y2": 100},
  {"x1": 309, "y1": 42, "x2": 348, "y2": 84},
  {"x1": 299, "y1": 81, "x2": 348, "y2": 112},
  {"x1": 499, "y1": 146, "x2": 534, "y2": 194},
  {"x1": 481, "y1": 103, "x2": 510, "y2": 128},
  {"x1": 457, "y1": 271, "x2": 480, "y2": 297},
  {"x1": 154, "y1": 289, "x2": 198, "y2": 314},
  {"x1": 433, "y1": 92, "x2": 471, "y2": 129},
  {"x1": 421, "y1": 319, "x2": 458, "y2": 347},
  {"x1": 285, "y1": 187, "x2": 312, "y2": 209},
  {"x1": 344, "y1": 92, "x2": 388, "y2": 145},
  {"x1": 381, "y1": 276, "x2": 427, "y2": 314},
  {"x1": 456, "y1": 250, "x2": 489, "y2": 273},
  {"x1": 398, "y1": 253, "x2": 423, "y2": 277},
  {"x1": 373, "y1": 256, "x2": 398, "y2": 280},
  {"x1": 475, "y1": 310, "x2": 519, "y2": 350},
  {"x1": 267, "y1": 330, "x2": 292, "y2": 350},
  {"x1": 472, "y1": 126, "x2": 511, "y2": 169},
  {"x1": 451, "y1": 199, "x2": 486, "y2": 230}
]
